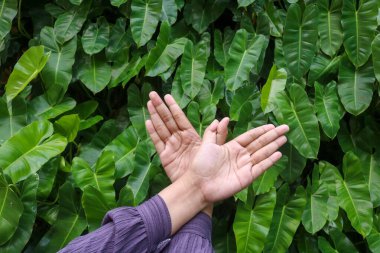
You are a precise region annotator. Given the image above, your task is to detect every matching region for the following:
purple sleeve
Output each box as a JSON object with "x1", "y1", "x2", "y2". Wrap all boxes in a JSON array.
[
  {"x1": 161, "y1": 212, "x2": 214, "y2": 253},
  {"x1": 58, "y1": 195, "x2": 171, "y2": 253}
]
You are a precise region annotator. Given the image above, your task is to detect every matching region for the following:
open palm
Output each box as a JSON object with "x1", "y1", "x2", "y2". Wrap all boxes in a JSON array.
[{"x1": 145, "y1": 92, "x2": 229, "y2": 182}]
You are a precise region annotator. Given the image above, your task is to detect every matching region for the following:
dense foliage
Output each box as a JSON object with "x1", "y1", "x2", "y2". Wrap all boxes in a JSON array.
[{"x1": 0, "y1": 0, "x2": 380, "y2": 252}]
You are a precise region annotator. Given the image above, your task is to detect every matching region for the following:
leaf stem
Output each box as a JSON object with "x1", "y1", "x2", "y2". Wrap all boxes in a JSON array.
[{"x1": 17, "y1": 0, "x2": 31, "y2": 39}]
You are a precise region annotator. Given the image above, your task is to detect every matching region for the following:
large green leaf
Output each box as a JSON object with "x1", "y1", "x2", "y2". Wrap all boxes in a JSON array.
[
  {"x1": 110, "y1": 54, "x2": 147, "y2": 88},
  {"x1": 280, "y1": 143, "x2": 307, "y2": 184},
  {"x1": 359, "y1": 151, "x2": 380, "y2": 208},
  {"x1": 180, "y1": 33, "x2": 210, "y2": 98},
  {"x1": 130, "y1": 0, "x2": 162, "y2": 47},
  {"x1": 317, "y1": 0, "x2": 343, "y2": 57},
  {"x1": 318, "y1": 236, "x2": 338, "y2": 253},
  {"x1": 264, "y1": 185, "x2": 306, "y2": 253},
  {"x1": 5, "y1": 46, "x2": 50, "y2": 102},
  {"x1": 0, "y1": 120, "x2": 67, "y2": 183},
  {"x1": 328, "y1": 227, "x2": 359, "y2": 253},
  {"x1": 40, "y1": 27, "x2": 77, "y2": 104},
  {"x1": 0, "y1": 174, "x2": 38, "y2": 252},
  {"x1": 82, "y1": 17, "x2": 110, "y2": 55},
  {"x1": 72, "y1": 150, "x2": 115, "y2": 206},
  {"x1": 283, "y1": 3, "x2": 318, "y2": 78},
  {"x1": 53, "y1": 0, "x2": 91, "y2": 44},
  {"x1": 314, "y1": 81, "x2": 345, "y2": 139},
  {"x1": 225, "y1": 30, "x2": 267, "y2": 91},
  {"x1": 127, "y1": 83, "x2": 151, "y2": 139},
  {"x1": 28, "y1": 96, "x2": 76, "y2": 121},
  {"x1": 233, "y1": 188, "x2": 276, "y2": 253},
  {"x1": 0, "y1": 96, "x2": 27, "y2": 145},
  {"x1": 82, "y1": 185, "x2": 115, "y2": 231},
  {"x1": 337, "y1": 56, "x2": 374, "y2": 116},
  {"x1": 214, "y1": 28, "x2": 234, "y2": 68},
  {"x1": 372, "y1": 34, "x2": 380, "y2": 83},
  {"x1": 252, "y1": 156, "x2": 287, "y2": 195},
  {"x1": 161, "y1": 0, "x2": 177, "y2": 25},
  {"x1": 77, "y1": 54, "x2": 112, "y2": 94},
  {"x1": 308, "y1": 54, "x2": 341, "y2": 85},
  {"x1": 0, "y1": 0, "x2": 17, "y2": 41},
  {"x1": 319, "y1": 161, "x2": 341, "y2": 221},
  {"x1": 110, "y1": 0, "x2": 128, "y2": 7},
  {"x1": 302, "y1": 168, "x2": 329, "y2": 234},
  {"x1": 187, "y1": 101, "x2": 216, "y2": 135},
  {"x1": 341, "y1": 0, "x2": 377, "y2": 67},
  {"x1": 126, "y1": 140, "x2": 158, "y2": 205},
  {"x1": 54, "y1": 114, "x2": 80, "y2": 142},
  {"x1": 336, "y1": 152, "x2": 373, "y2": 237},
  {"x1": 104, "y1": 126, "x2": 139, "y2": 179},
  {"x1": 261, "y1": 65, "x2": 287, "y2": 114},
  {"x1": 145, "y1": 21, "x2": 187, "y2": 77},
  {"x1": 273, "y1": 83, "x2": 320, "y2": 159},
  {"x1": 106, "y1": 18, "x2": 131, "y2": 62},
  {"x1": 35, "y1": 183, "x2": 87, "y2": 253},
  {"x1": 0, "y1": 176, "x2": 23, "y2": 246},
  {"x1": 37, "y1": 158, "x2": 59, "y2": 200}
]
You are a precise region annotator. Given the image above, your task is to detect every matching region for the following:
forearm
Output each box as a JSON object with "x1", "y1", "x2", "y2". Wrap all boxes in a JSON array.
[{"x1": 158, "y1": 173, "x2": 209, "y2": 234}]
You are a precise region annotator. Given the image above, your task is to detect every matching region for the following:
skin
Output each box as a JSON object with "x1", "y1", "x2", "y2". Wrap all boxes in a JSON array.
[{"x1": 145, "y1": 92, "x2": 289, "y2": 234}]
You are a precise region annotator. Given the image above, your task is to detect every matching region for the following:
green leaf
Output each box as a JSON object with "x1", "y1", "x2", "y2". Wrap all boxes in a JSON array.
[
  {"x1": 318, "y1": 236, "x2": 338, "y2": 253},
  {"x1": 37, "y1": 158, "x2": 59, "y2": 199},
  {"x1": 233, "y1": 188, "x2": 276, "y2": 253},
  {"x1": 238, "y1": 0, "x2": 254, "y2": 8},
  {"x1": 161, "y1": 0, "x2": 177, "y2": 25},
  {"x1": 317, "y1": 0, "x2": 343, "y2": 57},
  {"x1": 28, "y1": 96, "x2": 76, "y2": 121},
  {"x1": 337, "y1": 56, "x2": 374, "y2": 116},
  {"x1": 180, "y1": 33, "x2": 210, "y2": 98},
  {"x1": 70, "y1": 0, "x2": 83, "y2": 5},
  {"x1": 106, "y1": 18, "x2": 131, "y2": 62},
  {"x1": 319, "y1": 161, "x2": 341, "y2": 221},
  {"x1": 145, "y1": 22, "x2": 187, "y2": 77},
  {"x1": 225, "y1": 30, "x2": 267, "y2": 91},
  {"x1": 253, "y1": 156, "x2": 287, "y2": 195},
  {"x1": 72, "y1": 150, "x2": 115, "y2": 206},
  {"x1": 104, "y1": 126, "x2": 139, "y2": 179},
  {"x1": 308, "y1": 54, "x2": 341, "y2": 85},
  {"x1": 302, "y1": 168, "x2": 329, "y2": 234},
  {"x1": 127, "y1": 83, "x2": 151, "y2": 139},
  {"x1": 35, "y1": 183, "x2": 87, "y2": 252},
  {"x1": 110, "y1": 0, "x2": 128, "y2": 7},
  {"x1": 126, "y1": 140, "x2": 158, "y2": 204},
  {"x1": 328, "y1": 227, "x2": 359, "y2": 253},
  {"x1": 0, "y1": 0, "x2": 17, "y2": 41},
  {"x1": 261, "y1": 65, "x2": 287, "y2": 114},
  {"x1": 187, "y1": 101, "x2": 216, "y2": 135},
  {"x1": 0, "y1": 120, "x2": 67, "y2": 183},
  {"x1": 40, "y1": 27, "x2": 77, "y2": 104},
  {"x1": 229, "y1": 85, "x2": 257, "y2": 121},
  {"x1": 342, "y1": 0, "x2": 377, "y2": 67},
  {"x1": 314, "y1": 81, "x2": 344, "y2": 139},
  {"x1": 367, "y1": 225, "x2": 380, "y2": 253},
  {"x1": 280, "y1": 143, "x2": 306, "y2": 184},
  {"x1": 5, "y1": 46, "x2": 50, "y2": 102},
  {"x1": 54, "y1": 0, "x2": 91, "y2": 44},
  {"x1": 82, "y1": 185, "x2": 115, "y2": 231},
  {"x1": 0, "y1": 96, "x2": 27, "y2": 145},
  {"x1": 0, "y1": 176, "x2": 23, "y2": 246},
  {"x1": 130, "y1": 0, "x2": 162, "y2": 47},
  {"x1": 54, "y1": 114, "x2": 80, "y2": 142},
  {"x1": 0, "y1": 174, "x2": 38, "y2": 252},
  {"x1": 82, "y1": 17, "x2": 110, "y2": 55},
  {"x1": 78, "y1": 54, "x2": 112, "y2": 94},
  {"x1": 110, "y1": 54, "x2": 147, "y2": 88},
  {"x1": 184, "y1": 0, "x2": 228, "y2": 33},
  {"x1": 214, "y1": 28, "x2": 234, "y2": 67},
  {"x1": 264, "y1": 185, "x2": 306, "y2": 253},
  {"x1": 283, "y1": 3, "x2": 318, "y2": 78},
  {"x1": 359, "y1": 151, "x2": 380, "y2": 208},
  {"x1": 372, "y1": 34, "x2": 380, "y2": 83},
  {"x1": 273, "y1": 83, "x2": 320, "y2": 159},
  {"x1": 336, "y1": 152, "x2": 373, "y2": 237}
]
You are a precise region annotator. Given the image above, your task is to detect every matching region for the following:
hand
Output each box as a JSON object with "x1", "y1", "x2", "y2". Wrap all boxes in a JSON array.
[
  {"x1": 186, "y1": 123, "x2": 289, "y2": 203},
  {"x1": 145, "y1": 92, "x2": 229, "y2": 182}
]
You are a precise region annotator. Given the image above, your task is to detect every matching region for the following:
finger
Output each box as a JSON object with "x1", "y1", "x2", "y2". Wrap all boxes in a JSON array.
[
  {"x1": 203, "y1": 119, "x2": 219, "y2": 143},
  {"x1": 250, "y1": 136, "x2": 287, "y2": 165},
  {"x1": 251, "y1": 151, "x2": 282, "y2": 180},
  {"x1": 145, "y1": 120, "x2": 165, "y2": 154},
  {"x1": 149, "y1": 92, "x2": 179, "y2": 133},
  {"x1": 234, "y1": 124, "x2": 275, "y2": 147},
  {"x1": 216, "y1": 117, "x2": 229, "y2": 145},
  {"x1": 246, "y1": 125, "x2": 289, "y2": 154},
  {"x1": 147, "y1": 101, "x2": 171, "y2": 142},
  {"x1": 164, "y1": 94, "x2": 194, "y2": 131}
]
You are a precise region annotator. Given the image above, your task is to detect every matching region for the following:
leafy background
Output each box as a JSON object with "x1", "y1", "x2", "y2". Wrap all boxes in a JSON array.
[{"x1": 0, "y1": 0, "x2": 380, "y2": 252}]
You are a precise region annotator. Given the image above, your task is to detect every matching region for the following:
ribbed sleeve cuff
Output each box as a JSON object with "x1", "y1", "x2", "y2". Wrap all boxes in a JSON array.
[
  {"x1": 136, "y1": 195, "x2": 172, "y2": 251},
  {"x1": 176, "y1": 212, "x2": 212, "y2": 241}
]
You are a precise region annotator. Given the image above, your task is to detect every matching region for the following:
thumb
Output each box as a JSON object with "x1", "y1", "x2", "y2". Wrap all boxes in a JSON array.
[
  {"x1": 203, "y1": 119, "x2": 219, "y2": 143},
  {"x1": 216, "y1": 117, "x2": 230, "y2": 145}
]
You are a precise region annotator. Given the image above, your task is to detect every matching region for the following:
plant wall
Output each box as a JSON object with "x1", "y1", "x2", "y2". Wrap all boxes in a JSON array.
[{"x1": 0, "y1": 0, "x2": 380, "y2": 252}]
